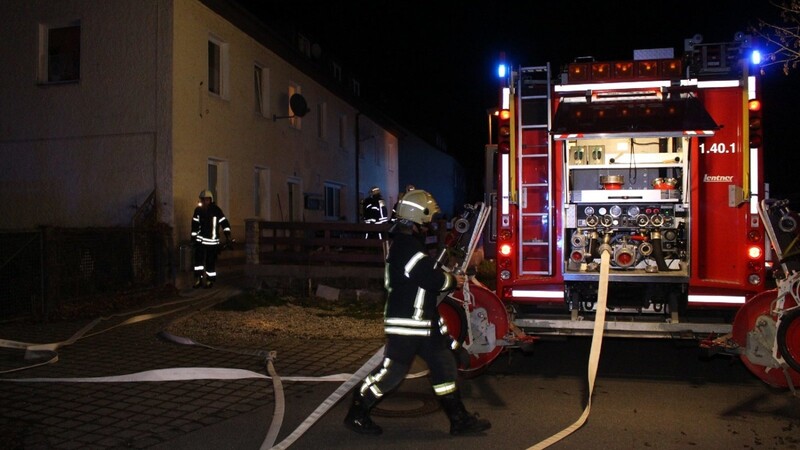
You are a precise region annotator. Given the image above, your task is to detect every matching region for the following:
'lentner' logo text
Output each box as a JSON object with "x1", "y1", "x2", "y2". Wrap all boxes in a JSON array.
[{"x1": 703, "y1": 174, "x2": 734, "y2": 182}]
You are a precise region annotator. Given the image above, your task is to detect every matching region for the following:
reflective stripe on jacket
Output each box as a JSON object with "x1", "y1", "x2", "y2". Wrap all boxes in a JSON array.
[
  {"x1": 383, "y1": 232, "x2": 455, "y2": 336},
  {"x1": 191, "y1": 204, "x2": 230, "y2": 246}
]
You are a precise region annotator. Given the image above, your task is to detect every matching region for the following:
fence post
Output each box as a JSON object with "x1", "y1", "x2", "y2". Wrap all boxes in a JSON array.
[{"x1": 245, "y1": 219, "x2": 259, "y2": 264}]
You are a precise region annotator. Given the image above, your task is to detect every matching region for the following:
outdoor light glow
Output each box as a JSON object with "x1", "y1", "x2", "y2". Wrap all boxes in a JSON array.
[
  {"x1": 751, "y1": 50, "x2": 762, "y2": 65},
  {"x1": 498, "y1": 63, "x2": 507, "y2": 78}
]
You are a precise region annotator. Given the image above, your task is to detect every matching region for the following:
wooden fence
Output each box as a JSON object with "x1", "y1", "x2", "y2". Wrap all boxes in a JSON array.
[
  {"x1": 244, "y1": 219, "x2": 448, "y2": 285},
  {"x1": 244, "y1": 220, "x2": 392, "y2": 282}
]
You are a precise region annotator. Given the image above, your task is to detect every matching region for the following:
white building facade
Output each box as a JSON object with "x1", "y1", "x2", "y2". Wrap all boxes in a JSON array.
[{"x1": 0, "y1": 0, "x2": 399, "y2": 246}]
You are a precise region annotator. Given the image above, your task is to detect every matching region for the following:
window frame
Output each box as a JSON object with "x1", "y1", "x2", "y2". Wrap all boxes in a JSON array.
[
  {"x1": 324, "y1": 182, "x2": 344, "y2": 220},
  {"x1": 208, "y1": 34, "x2": 230, "y2": 99},
  {"x1": 254, "y1": 63, "x2": 270, "y2": 117},
  {"x1": 288, "y1": 84, "x2": 303, "y2": 129},
  {"x1": 38, "y1": 20, "x2": 81, "y2": 84},
  {"x1": 207, "y1": 158, "x2": 229, "y2": 213}
]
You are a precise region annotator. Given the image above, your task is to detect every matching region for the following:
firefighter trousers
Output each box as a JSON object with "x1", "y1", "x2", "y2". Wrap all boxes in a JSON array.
[
  {"x1": 358, "y1": 332, "x2": 459, "y2": 405},
  {"x1": 193, "y1": 243, "x2": 220, "y2": 280}
]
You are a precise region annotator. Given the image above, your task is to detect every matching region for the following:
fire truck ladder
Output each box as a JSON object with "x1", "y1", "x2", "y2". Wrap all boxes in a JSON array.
[{"x1": 517, "y1": 64, "x2": 553, "y2": 275}]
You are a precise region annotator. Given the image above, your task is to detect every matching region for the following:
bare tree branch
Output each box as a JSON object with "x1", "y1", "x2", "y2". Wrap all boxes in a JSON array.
[{"x1": 752, "y1": 1, "x2": 800, "y2": 74}]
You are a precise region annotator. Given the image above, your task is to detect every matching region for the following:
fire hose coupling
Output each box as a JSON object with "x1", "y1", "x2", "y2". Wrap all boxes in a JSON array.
[
  {"x1": 613, "y1": 245, "x2": 636, "y2": 268},
  {"x1": 571, "y1": 233, "x2": 587, "y2": 248}
]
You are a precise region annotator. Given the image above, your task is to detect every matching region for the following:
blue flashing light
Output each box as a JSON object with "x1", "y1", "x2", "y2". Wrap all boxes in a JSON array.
[
  {"x1": 498, "y1": 64, "x2": 507, "y2": 78},
  {"x1": 751, "y1": 50, "x2": 762, "y2": 65}
]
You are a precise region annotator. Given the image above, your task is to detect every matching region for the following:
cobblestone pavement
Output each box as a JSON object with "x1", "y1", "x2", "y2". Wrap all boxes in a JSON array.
[{"x1": 0, "y1": 284, "x2": 384, "y2": 449}]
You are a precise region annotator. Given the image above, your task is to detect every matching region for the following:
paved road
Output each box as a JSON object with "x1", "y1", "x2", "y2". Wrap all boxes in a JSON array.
[
  {"x1": 2, "y1": 285, "x2": 797, "y2": 449},
  {"x1": 254, "y1": 338, "x2": 800, "y2": 450}
]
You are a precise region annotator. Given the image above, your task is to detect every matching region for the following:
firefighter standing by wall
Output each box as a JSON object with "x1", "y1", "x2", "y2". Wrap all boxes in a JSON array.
[
  {"x1": 344, "y1": 189, "x2": 491, "y2": 436},
  {"x1": 362, "y1": 186, "x2": 388, "y2": 239},
  {"x1": 191, "y1": 189, "x2": 231, "y2": 288}
]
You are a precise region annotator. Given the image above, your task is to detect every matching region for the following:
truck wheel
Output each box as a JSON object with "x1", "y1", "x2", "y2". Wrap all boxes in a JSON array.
[
  {"x1": 777, "y1": 307, "x2": 800, "y2": 374},
  {"x1": 732, "y1": 289, "x2": 800, "y2": 388}
]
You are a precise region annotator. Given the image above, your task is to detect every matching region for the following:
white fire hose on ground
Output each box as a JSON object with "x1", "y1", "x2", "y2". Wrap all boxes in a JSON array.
[
  {"x1": 0, "y1": 288, "x2": 418, "y2": 450},
  {"x1": 528, "y1": 248, "x2": 612, "y2": 450}
]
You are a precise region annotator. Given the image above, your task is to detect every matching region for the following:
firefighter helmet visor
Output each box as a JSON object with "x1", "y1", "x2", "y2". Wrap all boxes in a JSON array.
[
  {"x1": 395, "y1": 189, "x2": 440, "y2": 224},
  {"x1": 199, "y1": 189, "x2": 214, "y2": 201}
]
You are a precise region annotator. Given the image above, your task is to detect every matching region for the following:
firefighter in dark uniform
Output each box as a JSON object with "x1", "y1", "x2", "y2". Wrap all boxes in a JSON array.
[
  {"x1": 191, "y1": 189, "x2": 231, "y2": 288},
  {"x1": 362, "y1": 186, "x2": 388, "y2": 239},
  {"x1": 344, "y1": 189, "x2": 491, "y2": 436}
]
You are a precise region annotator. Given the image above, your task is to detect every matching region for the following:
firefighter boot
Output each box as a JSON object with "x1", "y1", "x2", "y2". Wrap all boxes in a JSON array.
[
  {"x1": 343, "y1": 391, "x2": 382, "y2": 435},
  {"x1": 440, "y1": 393, "x2": 491, "y2": 436},
  {"x1": 192, "y1": 275, "x2": 202, "y2": 289}
]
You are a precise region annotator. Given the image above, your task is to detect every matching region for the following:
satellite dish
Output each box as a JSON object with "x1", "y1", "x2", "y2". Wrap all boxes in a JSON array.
[
  {"x1": 274, "y1": 93, "x2": 311, "y2": 121},
  {"x1": 290, "y1": 93, "x2": 310, "y2": 117}
]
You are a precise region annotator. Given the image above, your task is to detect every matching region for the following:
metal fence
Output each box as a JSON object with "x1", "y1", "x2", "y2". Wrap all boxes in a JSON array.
[{"x1": 0, "y1": 226, "x2": 172, "y2": 322}]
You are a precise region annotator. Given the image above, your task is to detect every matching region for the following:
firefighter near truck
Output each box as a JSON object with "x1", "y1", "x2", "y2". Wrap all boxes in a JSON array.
[{"x1": 435, "y1": 34, "x2": 800, "y2": 391}]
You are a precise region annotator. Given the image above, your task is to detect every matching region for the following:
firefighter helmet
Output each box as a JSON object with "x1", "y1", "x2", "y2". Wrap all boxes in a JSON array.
[
  {"x1": 199, "y1": 189, "x2": 214, "y2": 201},
  {"x1": 369, "y1": 186, "x2": 381, "y2": 196},
  {"x1": 395, "y1": 189, "x2": 440, "y2": 224}
]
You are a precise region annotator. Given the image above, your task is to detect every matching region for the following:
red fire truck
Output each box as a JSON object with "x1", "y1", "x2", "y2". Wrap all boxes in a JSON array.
[{"x1": 440, "y1": 34, "x2": 800, "y2": 389}]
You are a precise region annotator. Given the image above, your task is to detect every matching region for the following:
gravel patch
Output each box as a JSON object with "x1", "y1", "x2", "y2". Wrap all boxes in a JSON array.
[{"x1": 165, "y1": 303, "x2": 385, "y2": 349}]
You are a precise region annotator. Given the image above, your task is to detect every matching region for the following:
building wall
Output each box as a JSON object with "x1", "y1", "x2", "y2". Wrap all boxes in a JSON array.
[
  {"x1": 398, "y1": 133, "x2": 466, "y2": 220},
  {"x1": 171, "y1": 0, "x2": 398, "y2": 242},
  {"x1": 0, "y1": 0, "x2": 399, "y2": 246},
  {"x1": 356, "y1": 116, "x2": 399, "y2": 215},
  {"x1": 0, "y1": 0, "x2": 171, "y2": 228}
]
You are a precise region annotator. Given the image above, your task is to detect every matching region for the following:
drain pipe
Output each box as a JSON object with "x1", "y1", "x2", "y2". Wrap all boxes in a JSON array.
[{"x1": 354, "y1": 112, "x2": 361, "y2": 223}]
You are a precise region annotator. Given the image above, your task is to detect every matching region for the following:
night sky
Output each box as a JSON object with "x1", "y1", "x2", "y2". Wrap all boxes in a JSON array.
[{"x1": 240, "y1": 0, "x2": 798, "y2": 201}]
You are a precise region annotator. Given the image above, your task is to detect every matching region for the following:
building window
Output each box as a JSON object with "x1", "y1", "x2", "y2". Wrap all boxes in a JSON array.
[
  {"x1": 288, "y1": 84, "x2": 302, "y2": 129},
  {"x1": 208, "y1": 35, "x2": 229, "y2": 98},
  {"x1": 39, "y1": 21, "x2": 81, "y2": 83},
  {"x1": 254, "y1": 167, "x2": 270, "y2": 219},
  {"x1": 208, "y1": 158, "x2": 229, "y2": 213},
  {"x1": 317, "y1": 102, "x2": 327, "y2": 139},
  {"x1": 254, "y1": 64, "x2": 269, "y2": 116},
  {"x1": 351, "y1": 79, "x2": 361, "y2": 97},
  {"x1": 324, "y1": 183, "x2": 343, "y2": 220}
]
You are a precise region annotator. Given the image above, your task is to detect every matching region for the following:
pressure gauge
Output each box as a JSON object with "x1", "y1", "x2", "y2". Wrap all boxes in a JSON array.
[
  {"x1": 598, "y1": 207, "x2": 607, "y2": 215},
  {"x1": 584, "y1": 206, "x2": 595, "y2": 216},
  {"x1": 627, "y1": 205, "x2": 640, "y2": 217},
  {"x1": 610, "y1": 205, "x2": 622, "y2": 217}
]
